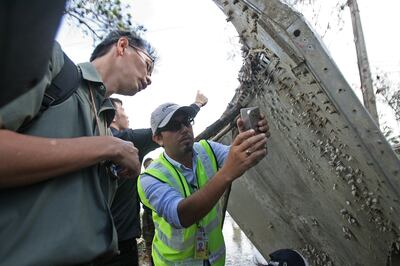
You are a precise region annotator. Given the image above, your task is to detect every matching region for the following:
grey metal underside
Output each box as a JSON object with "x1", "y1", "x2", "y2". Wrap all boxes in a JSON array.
[{"x1": 211, "y1": 0, "x2": 400, "y2": 265}]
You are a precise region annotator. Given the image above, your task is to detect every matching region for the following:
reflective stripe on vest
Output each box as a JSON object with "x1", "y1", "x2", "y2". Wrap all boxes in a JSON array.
[
  {"x1": 137, "y1": 140, "x2": 225, "y2": 265},
  {"x1": 193, "y1": 141, "x2": 216, "y2": 179},
  {"x1": 195, "y1": 141, "x2": 222, "y2": 226},
  {"x1": 152, "y1": 244, "x2": 204, "y2": 266},
  {"x1": 209, "y1": 244, "x2": 226, "y2": 265},
  {"x1": 147, "y1": 161, "x2": 185, "y2": 195},
  {"x1": 152, "y1": 211, "x2": 221, "y2": 251}
]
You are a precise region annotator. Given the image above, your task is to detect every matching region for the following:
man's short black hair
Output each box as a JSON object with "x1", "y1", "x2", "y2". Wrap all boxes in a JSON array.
[
  {"x1": 109, "y1": 97, "x2": 123, "y2": 108},
  {"x1": 90, "y1": 30, "x2": 156, "y2": 62}
]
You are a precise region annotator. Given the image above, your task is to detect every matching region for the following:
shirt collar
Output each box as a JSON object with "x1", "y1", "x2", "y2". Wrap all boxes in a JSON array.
[
  {"x1": 163, "y1": 149, "x2": 199, "y2": 171},
  {"x1": 78, "y1": 63, "x2": 115, "y2": 126},
  {"x1": 78, "y1": 62, "x2": 107, "y2": 96}
]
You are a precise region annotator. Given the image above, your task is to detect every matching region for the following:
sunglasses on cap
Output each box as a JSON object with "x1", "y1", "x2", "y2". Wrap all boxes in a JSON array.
[{"x1": 159, "y1": 117, "x2": 195, "y2": 133}]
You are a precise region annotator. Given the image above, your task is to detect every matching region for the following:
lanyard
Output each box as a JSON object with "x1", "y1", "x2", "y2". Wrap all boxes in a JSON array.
[
  {"x1": 88, "y1": 83, "x2": 107, "y2": 136},
  {"x1": 163, "y1": 154, "x2": 201, "y2": 196}
]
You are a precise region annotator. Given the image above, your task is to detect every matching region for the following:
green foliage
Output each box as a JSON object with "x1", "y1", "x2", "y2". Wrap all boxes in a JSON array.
[{"x1": 64, "y1": 0, "x2": 144, "y2": 42}]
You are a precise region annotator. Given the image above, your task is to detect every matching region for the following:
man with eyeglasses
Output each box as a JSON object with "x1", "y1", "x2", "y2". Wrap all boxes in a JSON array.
[
  {"x1": 0, "y1": 30, "x2": 155, "y2": 265},
  {"x1": 137, "y1": 102, "x2": 270, "y2": 266},
  {"x1": 106, "y1": 92, "x2": 208, "y2": 266}
]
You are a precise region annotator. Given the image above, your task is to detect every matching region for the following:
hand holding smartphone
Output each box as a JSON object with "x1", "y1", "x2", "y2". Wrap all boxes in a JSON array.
[{"x1": 240, "y1": 107, "x2": 261, "y2": 133}]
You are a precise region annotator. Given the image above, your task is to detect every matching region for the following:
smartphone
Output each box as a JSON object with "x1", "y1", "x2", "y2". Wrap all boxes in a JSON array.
[{"x1": 240, "y1": 107, "x2": 261, "y2": 132}]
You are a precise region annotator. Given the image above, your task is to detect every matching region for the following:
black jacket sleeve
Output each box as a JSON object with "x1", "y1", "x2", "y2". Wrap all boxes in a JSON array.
[
  {"x1": 111, "y1": 127, "x2": 159, "y2": 163},
  {"x1": 189, "y1": 103, "x2": 200, "y2": 117}
]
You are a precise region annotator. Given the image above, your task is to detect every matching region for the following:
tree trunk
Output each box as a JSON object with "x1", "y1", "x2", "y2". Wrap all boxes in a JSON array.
[{"x1": 348, "y1": 0, "x2": 379, "y2": 126}]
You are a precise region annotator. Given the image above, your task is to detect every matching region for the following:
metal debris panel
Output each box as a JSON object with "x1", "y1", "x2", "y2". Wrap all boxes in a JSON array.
[{"x1": 211, "y1": 0, "x2": 400, "y2": 265}]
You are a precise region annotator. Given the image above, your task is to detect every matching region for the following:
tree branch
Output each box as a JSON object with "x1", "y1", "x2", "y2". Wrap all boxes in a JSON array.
[{"x1": 65, "y1": 11, "x2": 102, "y2": 40}]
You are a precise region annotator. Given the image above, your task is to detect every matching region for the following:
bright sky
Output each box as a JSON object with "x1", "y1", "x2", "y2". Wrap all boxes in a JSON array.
[
  {"x1": 57, "y1": 0, "x2": 400, "y2": 150},
  {"x1": 57, "y1": 0, "x2": 242, "y2": 137}
]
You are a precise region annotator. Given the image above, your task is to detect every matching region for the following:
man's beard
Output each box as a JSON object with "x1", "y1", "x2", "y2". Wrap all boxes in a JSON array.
[{"x1": 182, "y1": 143, "x2": 193, "y2": 154}]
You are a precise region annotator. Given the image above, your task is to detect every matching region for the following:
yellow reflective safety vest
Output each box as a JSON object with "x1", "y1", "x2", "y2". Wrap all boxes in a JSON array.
[{"x1": 138, "y1": 140, "x2": 226, "y2": 266}]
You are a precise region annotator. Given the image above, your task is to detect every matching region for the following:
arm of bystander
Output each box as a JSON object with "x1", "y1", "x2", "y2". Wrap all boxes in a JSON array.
[{"x1": 0, "y1": 130, "x2": 140, "y2": 188}]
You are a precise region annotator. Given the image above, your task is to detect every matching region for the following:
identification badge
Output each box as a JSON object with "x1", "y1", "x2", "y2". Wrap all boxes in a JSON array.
[{"x1": 194, "y1": 227, "x2": 208, "y2": 260}]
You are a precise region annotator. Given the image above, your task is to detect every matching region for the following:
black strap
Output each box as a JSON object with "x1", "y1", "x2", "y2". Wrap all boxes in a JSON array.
[
  {"x1": 41, "y1": 52, "x2": 80, "y2": 109},
  {"x1": 18, "y1": 52, "x2": 80, "y2": 132}
]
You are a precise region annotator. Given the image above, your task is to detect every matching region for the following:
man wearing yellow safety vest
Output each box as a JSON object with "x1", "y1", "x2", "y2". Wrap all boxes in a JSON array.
[{"x1": 138, "y1": 102, "x2": 270, "y2": 265}]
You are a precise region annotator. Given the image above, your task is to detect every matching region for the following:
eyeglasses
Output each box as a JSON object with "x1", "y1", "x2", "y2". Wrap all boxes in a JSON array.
[
  {"x1": 159, "y1": 117, "x2": 195, "y2": 132},
  {"x1": 129, "y1": 44, "x2": 154, "y2": 75}
]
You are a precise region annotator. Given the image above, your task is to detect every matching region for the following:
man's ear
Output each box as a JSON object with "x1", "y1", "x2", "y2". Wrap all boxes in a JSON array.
[
  {"x1": 116, "y1": 37, "x2": 129, "y2": 56},
  {"x1": 152, "y1": 134, "x2": 163, "y2": 147}
]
